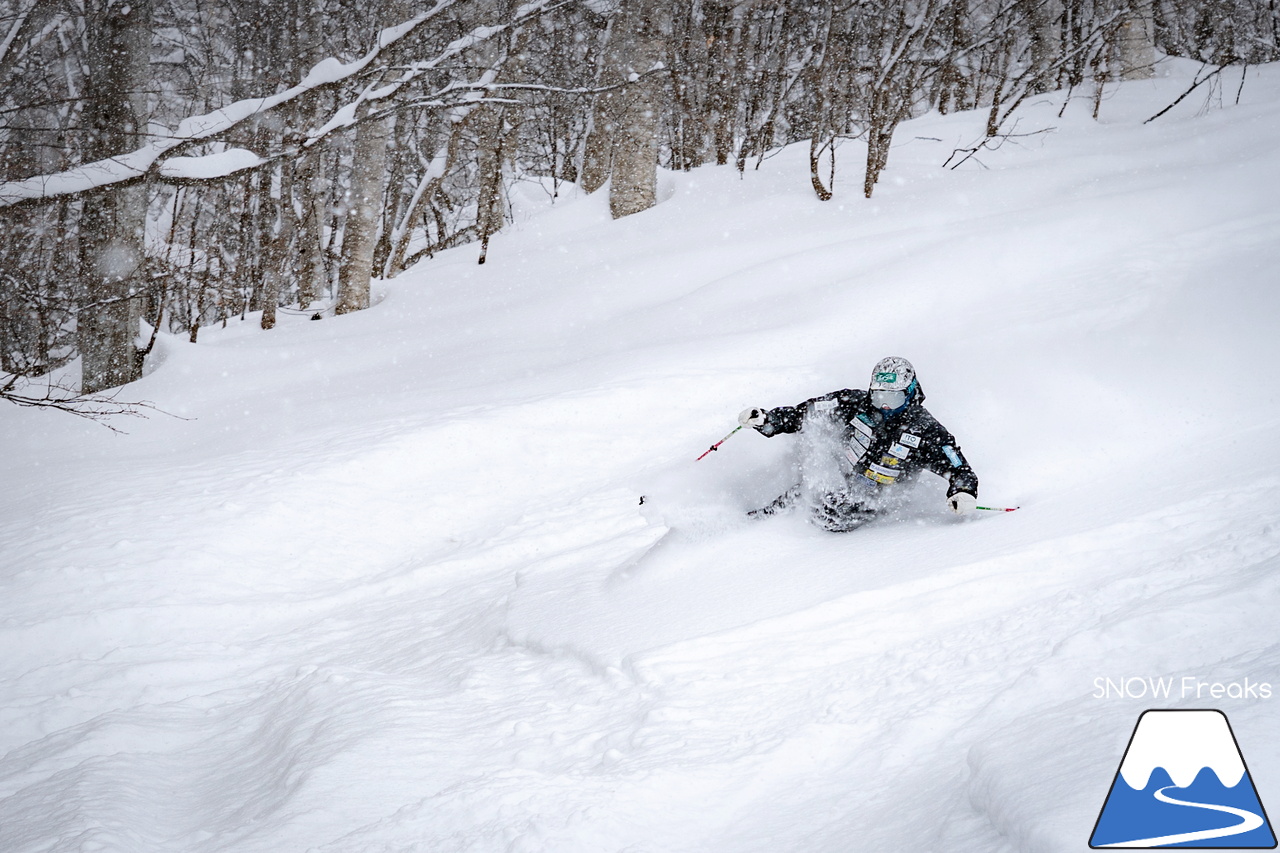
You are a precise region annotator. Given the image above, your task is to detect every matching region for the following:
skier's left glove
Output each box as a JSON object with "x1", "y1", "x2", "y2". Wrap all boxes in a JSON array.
[
  {"x1": 738, "y1": 407, "x2": 768, "y2": 427},
  {"x1": 948, "y1": 492, "x2": 977, "y2": 515}
]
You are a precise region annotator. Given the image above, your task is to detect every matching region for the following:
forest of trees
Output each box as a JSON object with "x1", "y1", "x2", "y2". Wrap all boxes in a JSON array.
[{"x1": 0, "y1": 0, "x2": 1276, "y2": 399}]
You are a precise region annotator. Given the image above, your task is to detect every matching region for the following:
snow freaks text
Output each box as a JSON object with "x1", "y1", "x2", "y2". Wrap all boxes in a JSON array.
[{"x1": 1092, "y1": 677, "x2": 1273, "y2": 701}]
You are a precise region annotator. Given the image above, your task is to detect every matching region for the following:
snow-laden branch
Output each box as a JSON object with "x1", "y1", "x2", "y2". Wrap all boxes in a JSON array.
[
  {"x1": 302, "y1": 20, "x2": 511, "y2": 144},
  {"x1": 0, "y1": 0, "x2": 565, "y2": 207},
  {"x1": 157, "y1": 148, "x2": 265, "y2": 180}
]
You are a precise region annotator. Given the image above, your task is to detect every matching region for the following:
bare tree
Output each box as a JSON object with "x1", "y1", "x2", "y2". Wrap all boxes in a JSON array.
[
  {"x1": 609, "y1": 0, "x2": 669, "y2": 218},
  {"x1": 77, "y1": 0, "x2": 154, "y2": 393},
  {"x1": 1118, "y1": 0, "x2": 1156, "y2": 78},
  {"x1": 808, "y1": 2, "x2": 853, "y2": 202},
  {"x1": 1027, "y1": 0, "x2": 1067, "y2": 91},
  {"x1": 581, "y1": 0, "x2": 670, "y2": 218},
  {"x1": 335, "y1": 112, "x2": 393, "y2": 313}
]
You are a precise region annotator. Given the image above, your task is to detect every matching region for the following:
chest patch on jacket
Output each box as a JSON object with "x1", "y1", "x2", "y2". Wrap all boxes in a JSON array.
[
  {"x1": 899, "y1": 432, "x2": 920, "y2": 448},
  {"x1": 888, "y1": 442, "x2": 911, "y2": 460},
  {"x1": 863, "y1": 462, "x2": 900, "y2": 484}
]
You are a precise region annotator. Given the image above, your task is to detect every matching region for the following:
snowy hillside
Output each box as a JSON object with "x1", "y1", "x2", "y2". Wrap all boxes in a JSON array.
[{"x1": 3, "y1": 60, "x2": 1280, "y2": 852}]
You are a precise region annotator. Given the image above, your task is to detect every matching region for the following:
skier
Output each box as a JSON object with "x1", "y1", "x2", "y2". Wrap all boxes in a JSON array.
[{"x1": 738, "y1": 356, "x2": 979, "y2": 531}]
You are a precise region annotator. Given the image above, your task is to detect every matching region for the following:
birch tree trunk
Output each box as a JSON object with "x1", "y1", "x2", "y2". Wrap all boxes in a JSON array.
[
  {"x1": 260, "y1": 158, "x2": 296, "y2": 330},
  {"x1": 703, "y1": 1, "x2": 738, "y2": 166},
  {"x1": 580, "y1": 14, "x2": 620, "y2": 195},
  {"x1": 335, "y1": 114, "x2": 392, "y2": 315},
  {"x1": 474, "y1": 102, "x2": 512, "y2": 265},
  {"x1": 296, "y1": 145, "x2": 331, "y2": 310},
  {"x1": 292, "y1": 6, "x2": 329, "y2": 311},
  {"x1": 608, "y1": 0, "x2": 669, "y2": 219},
  {"x1": 77, "y1": 0, "x2": 153, "y2": 393},
  {"x1": 474, "y1": 4, "x2": 531, "y2": 262},
  {"x1": 1118, "y1": 0, "x2": 1156, "y2": 79},
  {"x1": 809, "y1": 5, "x2": 851, "y2": 201},
  {"x1": 1028, "y1": 0, "x2": 1065, "y2": 93}
]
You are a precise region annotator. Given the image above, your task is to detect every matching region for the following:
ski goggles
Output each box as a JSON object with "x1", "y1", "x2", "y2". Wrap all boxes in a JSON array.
[{"x1": 870, "y1": 388, "x2": 908, "y2": 410}]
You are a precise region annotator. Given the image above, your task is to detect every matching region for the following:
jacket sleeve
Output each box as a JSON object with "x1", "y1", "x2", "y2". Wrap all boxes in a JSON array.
[
  {"x1": 757, "y1": 401, "x2": 807, "y2": 436},
  {"x1": 757, "y1": 390, "x2": 847, "y2": 436},
  {"x1": 919, "y1": 420, "x2": 979, "y2": 497}
]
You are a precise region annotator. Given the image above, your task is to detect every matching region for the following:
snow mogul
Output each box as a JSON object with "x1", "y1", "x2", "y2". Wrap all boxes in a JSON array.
[{"x1": 738, "y1": 356, "x2": 979, "y2": 532}]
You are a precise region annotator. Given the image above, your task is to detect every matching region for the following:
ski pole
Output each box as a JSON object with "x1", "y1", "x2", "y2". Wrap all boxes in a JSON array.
[
  {"x1": 696, "y1": 425, "x2": 743, "y2": 461},
  {"x1": 976, "y1": 505, "x2": 1019, "y2": 512}
]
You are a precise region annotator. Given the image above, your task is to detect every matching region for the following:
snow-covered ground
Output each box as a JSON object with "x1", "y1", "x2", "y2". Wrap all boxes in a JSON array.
[{"x1": 3, "y1": 60, "x2": 1280, "y2": 852}]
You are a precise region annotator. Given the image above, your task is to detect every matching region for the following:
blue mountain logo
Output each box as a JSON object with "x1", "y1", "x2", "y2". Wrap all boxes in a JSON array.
[{"x1": 1091, "y1": 710, "x2": 1276, "y2": 848}]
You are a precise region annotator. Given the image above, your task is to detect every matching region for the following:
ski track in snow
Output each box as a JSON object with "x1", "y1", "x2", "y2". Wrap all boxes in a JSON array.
[{"x1": 2, "y1": 60, "x2": 1280, "y2": 852}]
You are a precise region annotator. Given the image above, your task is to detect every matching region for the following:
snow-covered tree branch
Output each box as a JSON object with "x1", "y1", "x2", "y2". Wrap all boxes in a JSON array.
[{"x1": 0, "y1": 0, "x2": 569, "y2": 207}]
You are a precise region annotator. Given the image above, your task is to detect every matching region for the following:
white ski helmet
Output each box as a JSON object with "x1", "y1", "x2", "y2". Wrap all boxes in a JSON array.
[{"x1": 869, "y1": 356, "x2": 918, "y2": 412}]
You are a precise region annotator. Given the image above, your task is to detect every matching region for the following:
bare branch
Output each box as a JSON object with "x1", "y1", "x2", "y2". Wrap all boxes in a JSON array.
[
  {"x1": 945, "y1": 121, "x2": 1056, "y2": 170},
  {"x1": 0, "y1": 373, "x2": 181, "y2": 433},
  {"x1": 1144, "y1": 63, "x2": 1227, "y2": 124}
]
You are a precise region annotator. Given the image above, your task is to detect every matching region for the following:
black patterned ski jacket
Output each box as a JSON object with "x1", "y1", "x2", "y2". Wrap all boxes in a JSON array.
[{"x1": 755, "y1": 386, "x2": 979, "y2": 498}]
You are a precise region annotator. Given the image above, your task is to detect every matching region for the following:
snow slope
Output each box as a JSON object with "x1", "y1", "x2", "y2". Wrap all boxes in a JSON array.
[{"x1": 3, "y1": 60, "x2": 1280, "y2": 852}]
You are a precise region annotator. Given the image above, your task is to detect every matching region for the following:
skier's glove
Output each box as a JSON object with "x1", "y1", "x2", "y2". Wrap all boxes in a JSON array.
[
  {"x1": 948, "y1": 492, "x2": 977, "y2": 515},
  {"x1": 738, "y1": 407, "x2": 767, "y2": 427}
]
